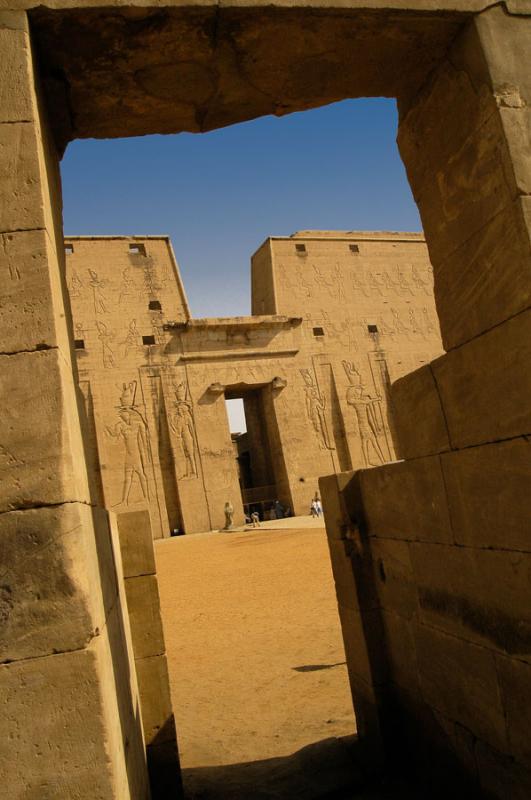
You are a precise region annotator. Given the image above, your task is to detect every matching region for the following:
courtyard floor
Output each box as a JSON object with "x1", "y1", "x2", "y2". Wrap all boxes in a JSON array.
[{"x1": 154, "y1": 519, "x2": 364, "y2": 797}]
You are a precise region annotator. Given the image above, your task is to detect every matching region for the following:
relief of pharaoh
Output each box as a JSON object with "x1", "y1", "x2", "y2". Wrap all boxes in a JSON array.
[
  {"x1": 342, "y1": 361, "x2": 386, "y2": 467},
  {"x1": 171, "y1": 382, "x2": 198, "y2": 479},
  {"x1": 106, "y1": 381, "x2": 150, "y2": 504}
]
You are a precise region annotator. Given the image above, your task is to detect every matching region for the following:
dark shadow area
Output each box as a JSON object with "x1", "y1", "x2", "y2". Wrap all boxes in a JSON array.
[
  {"x1": 182, "y1": 736, "x2": 422, "y2": 800},
  {"x1": 292, "y1": 662, "x2": 346, "y2": 673}
]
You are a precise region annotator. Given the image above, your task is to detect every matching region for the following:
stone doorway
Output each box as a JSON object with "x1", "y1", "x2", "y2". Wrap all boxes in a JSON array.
[
  {"x1": 226, "y1": 387, "x2": 288, "y2": 522},
  {"x1": 2, "y1": 4, "x2": 530, "y2": 800}
]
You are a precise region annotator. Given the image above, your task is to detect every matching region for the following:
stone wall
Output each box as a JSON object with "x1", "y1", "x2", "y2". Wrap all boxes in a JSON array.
[{"x1": 320, "y1": 12, "x2": 531, "y2": 797}]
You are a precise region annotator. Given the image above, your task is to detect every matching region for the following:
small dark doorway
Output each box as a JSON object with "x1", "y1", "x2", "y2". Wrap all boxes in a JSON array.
[{"x1": 225, "y1": 388, "x2": 287, "y2": 522}]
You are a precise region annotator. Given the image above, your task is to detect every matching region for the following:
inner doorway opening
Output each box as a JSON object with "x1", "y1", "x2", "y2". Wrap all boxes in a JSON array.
[{"x1": 226, "y1": 389, "x2": 289, "y2": 523}]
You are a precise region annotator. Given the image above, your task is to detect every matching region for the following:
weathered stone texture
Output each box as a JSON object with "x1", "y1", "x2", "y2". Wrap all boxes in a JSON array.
[
  {"x1": 411, "y1": 543, "x2": 531, "y2": 660},
  {"x1": 441, "y1": 437, "x2": 531, "y2": 552},
  {"x1": 135, "y1": 653, "x2": 175, "y2": 745},
  {"x1": 390, "y1": 364, "x2": 449, "y2": 458},
  {"x1": 416, "y1": 624, "x2": 507, "y2": 753},
  {"x1": 0, "y1": 348, "x2": 91, "y2": 511},
  {"x1": 0, "y1": 504, "x2": 120, "y2": 663},
  {"x1": 360, "y1": 456, "x2": 452, "y2": 543},
  {"x1": 0, "y1": 647, "x2": 123, "y2": 799},
  {"x1": 125, "y1": 575, "x2": 166, "y2": 661},
  {"x1": 432, "y1": 309, "x2": 531, "y2": 448},
  {"x1": 0, "y1": 19, "x2": 32, "y2": 123}
]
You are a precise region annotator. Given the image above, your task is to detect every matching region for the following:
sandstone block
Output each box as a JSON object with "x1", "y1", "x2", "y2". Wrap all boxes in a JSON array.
[
  {"x1": 0, "y1": 120, "x2": 45, "y2": 232},
  {"x1": 0, "y1": 23, "x2": 32, "y2": 123},
  {"x1": 397, "y1": 52, "x2": 494, "y2": 200},
  {"x1": 442, "y1": 437, "x2": 531, "y2": 551},
  {"x1": 0, "y1": 648, "x2": 116, "y2": 799},
  {"x1": 0, "y1": 503, "x2": 118, "y2": 663},
  {"x1": 411, "y1": 542, "x2": 531, "y2": 660},
  {"x1": 124, "y1": 575, "x2": 165, "y2": 661},
  {"x1": 370, "y1": 537, "x2": 417, "y2": 619},
  {"x1": 0, "y1": 348, "x2": 90, "y2": 512},
  {"x1": 497, "y1": 654, "x2": 531, "y2": 769},
  {"x1": 360, "y1": 456, "x2": 452, "y2": 544},
  {"x1": 0, "y1": 229, "x2": 71, "y2": 354},
  {"x1": 390, "y1": 364, "x2": 449, "y2": 458},
  {"x1": 135, "y1": 653, "x2": 175, "y2": 745},
  {"x1": 432, "y1": 309, "x2": 531, "y2": 448},
  {"x1": 476, "y1": 6, "x2": 531, "y2": 107},
  {"x1": 434, "y1": 195, "x2": 531, "y2": 349},
  {"x1": 413, "y1": 109, "x2": 515, "y2": 264},
  {"x1": 117, "y1": 509, "x2": 156, "y2": 578},
  {"x1": 416, "y1": 623, "x2": 507, "y2": 752}
]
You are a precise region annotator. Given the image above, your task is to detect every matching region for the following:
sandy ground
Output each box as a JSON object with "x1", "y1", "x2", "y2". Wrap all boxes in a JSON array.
[{"x1": 154, "y1": 521, "x2": 356, "y2": 774}]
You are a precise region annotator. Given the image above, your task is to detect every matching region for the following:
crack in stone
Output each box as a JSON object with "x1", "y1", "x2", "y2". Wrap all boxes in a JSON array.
[{"x1": 0, "y1": 344, "x2": 57, "y2": 357}]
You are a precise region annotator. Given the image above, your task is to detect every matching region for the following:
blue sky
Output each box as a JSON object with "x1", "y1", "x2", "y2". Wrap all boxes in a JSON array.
[{"x1": 61, "y1": 98, "x2": 421, "y2": 321}]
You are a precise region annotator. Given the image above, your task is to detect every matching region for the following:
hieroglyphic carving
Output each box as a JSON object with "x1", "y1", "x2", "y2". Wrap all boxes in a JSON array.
[
  {"x1": 351, "y1": 269, "x2": 370, "y2": 297},
  {"x1": 300, "y1": 368, "x2": 333, "y2": 450},
  {"x1": 391, "y1": 307, "x2": 409, "y2": 336},
  {"x1": 88, "y1": 269, "x2": 108, "y2": 314},
  {"x1": 121, "y1": 319, "x2": 138, "y2": 358},
  {"x1": 342, "y1": 360, "x2": 386, "y2": 467},
  {"x1": 118, "y1": 267, "x2": 134, "y2": 304},
  {"x1": 333, "y1": 264, "x2": 346, "y2": 302},
  {"x1": 95, "y1": 321, "x2": 116, "y2": 368},
  {"x1": 105, "y1": 381, "x2": 150, "y2": 504},
  {"x1": 408, "y1": 308, "x2": 420, "y2": 335},
  {"x1": 412, "y1": 265, "x2": 432, "y2": 295},
  {"x1": 396, "y1": 267, "x2": 414, "y2": 297},
  {"x1": 69, "y1": 270, "x2": 83, "y2": 298},
  {"x1": 422, "y1": 307, "x2": 436, "y2": 335},
  {"x1": 170, "y1": 382, "x2": 197, "y2": 479}
]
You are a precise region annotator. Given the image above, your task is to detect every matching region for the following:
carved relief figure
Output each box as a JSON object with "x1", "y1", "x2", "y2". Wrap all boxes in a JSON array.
[
  {"x1": 88, "y1": 269, "x2": 108, "y2": 314},
  {"x1": 119, "y1": 267, "x2": 134, "y2": 304},
  {"x1": 391, "y1": 307, "x2": 408, "y2": 335},
  {"x1": 106, "y1": 381, "x2": 150, "y2": 505},
  {"x1": 367, "y1": 271, "x2": 384, "y2": 296},
  {"x1": 408, "y1": 308, "x2": 420, "y2": 335},
  {"x1": 95, "y1": 321, "x2": 116, "y2": 368},
  {"x1": 422, "y1": 307, "x2": 436, "y2": 335},
  {"x1": 300, "y1": 369, "x2": 331, "y2": 450},
  {"x1": 170, "y1": 382, "x2": 197, "y2": 478},
  {"x1": 351, "y1": 269, "x2": 370, "y2": 297},
  {"x1": 69, "y1": 270, "x2": 83, "y2": 298},
  {"x1": 333, "y1": 263, "x2": 346, "y2": 302},
  {"x1": 121, "y1": 319, "x2": 138, "y2": 358},
  {"x1": 343, "y1": 361, "x2": 386, "y2": 467},
  {"x1": 396, "y1": 267, "x2": 414, "y2": 296},
  {"x1": 412, "y1": 265, "x2": 431, "y2": 295}
]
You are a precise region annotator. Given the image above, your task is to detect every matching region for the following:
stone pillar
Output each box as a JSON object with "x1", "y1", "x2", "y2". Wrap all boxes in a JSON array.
[
  {"x1": 116, "y1": 511, "x2": 182, "y2": 798},
  {"x1": 0, "y1": 14, "x2": 150, "y2": 798}
]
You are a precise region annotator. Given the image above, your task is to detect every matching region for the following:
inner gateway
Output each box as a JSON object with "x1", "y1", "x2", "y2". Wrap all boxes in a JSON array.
[{"x1": 228, "y1": 388, "x2": 283, "y2": 520}]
